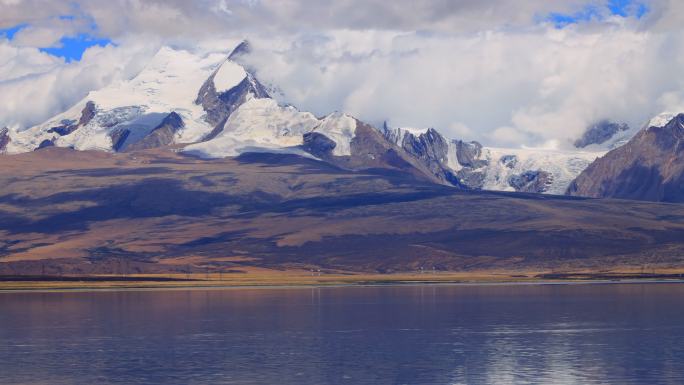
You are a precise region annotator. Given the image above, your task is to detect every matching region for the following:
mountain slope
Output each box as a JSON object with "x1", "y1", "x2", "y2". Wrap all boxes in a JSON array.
[
  {"x1": 567, "y1": 114, "x2": 684, "y2": 202},
  {"x1": 2, "y1": 148, "x2": 684, "y2": 275}
]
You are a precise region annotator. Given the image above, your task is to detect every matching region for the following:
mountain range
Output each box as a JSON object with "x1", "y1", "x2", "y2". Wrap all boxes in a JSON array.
[
  {"x1": 2, "y1": 41, "x2": 684, "y2": 275},
  {"x1": 3, "y1": 41, "x2": 671, "y2": 198}
]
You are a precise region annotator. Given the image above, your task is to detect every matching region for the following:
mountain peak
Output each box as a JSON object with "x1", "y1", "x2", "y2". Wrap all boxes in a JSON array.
[
  {"x1": 647, "y1": 112, "x2": 678, "y2": 129},
  {"x1": 567, "y1": 111, "x2": 684, "y2": 202},
  {"x1": 574, "y1": 120, "x2": 630, "y2": 149},
  {"x1": 229, "y1": 40, "x2": 252, "y2": 60}
]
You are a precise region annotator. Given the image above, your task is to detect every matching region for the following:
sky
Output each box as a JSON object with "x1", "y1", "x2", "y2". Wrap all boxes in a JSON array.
[{"x1": 1, "y1": 0, "x2": 684, "y2": 148}]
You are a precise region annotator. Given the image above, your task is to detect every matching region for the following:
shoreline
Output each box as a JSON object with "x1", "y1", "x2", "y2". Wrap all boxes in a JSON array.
[{"x1": 2, "y1": 273, "x2": 684, "y2": 293}]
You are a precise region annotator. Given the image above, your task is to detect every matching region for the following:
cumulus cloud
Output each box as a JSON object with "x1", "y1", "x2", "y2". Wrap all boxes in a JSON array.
[
  {"x1": 2, "y1": 0, "x2": 684, "y2": 148},
  {"x1": 0, "y1": 1, "x2": 595, "y2": 39},
  {"x1": 241, "y1": 25, "x2": 684, "y2": 147},
  {"x1": 0, "y1": 39, "x2": 157, "y2": 129}
]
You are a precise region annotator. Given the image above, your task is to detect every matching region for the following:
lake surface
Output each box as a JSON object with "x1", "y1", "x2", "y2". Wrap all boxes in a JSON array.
[{"x1": 1, "y1": 283, "x2": 684, "y2": 384}]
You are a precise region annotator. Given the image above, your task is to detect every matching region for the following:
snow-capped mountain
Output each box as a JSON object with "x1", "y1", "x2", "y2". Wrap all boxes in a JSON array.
[
  {"x1": 380, "y1": 123, "x2": 611, "y2": 194},
  {"x1": 7, "y1": 46, "x2": 228, "y2": 153},
  {"x1": 3, "y1": 42, "x2": 370, "y2": 163},
  {"x1": 0, "y1": 40, "x2": 661, "y2": 195},
  {"x1": 452, "y1": 144, "x2": 602, "y2": 194},
  {"x1": 0, "y1": 42, "x2": 455, "y2": 186},
  {"x1": 567, "y1": 112, "x2": 684, "y2": 202}
]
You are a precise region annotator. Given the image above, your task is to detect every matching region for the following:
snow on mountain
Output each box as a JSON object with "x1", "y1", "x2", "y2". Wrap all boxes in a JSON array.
[
  {"x1": 574, "y1": 111, "x2": 684, "y2": 154},
  {"x1": 378, "y1": 122, "x2": 605, "y2": 194},
  {"x1": 185, "y1": 103, "x2": 360, "y2": 158},
  {"x1": 184, "y1": 98, "x2": 319, "y2": 158},
  {"x1": 647, "y1": 112, "x2": 677, "y2": 129},
  {"x1": 213, "y1": 60, "x2": 248, "y2": 93},
  {"x1": 6, "y1": 46, "x2": 227, "y2": 153},
  {"x1": 478, "y1": 147, "x2": 602, "y2": 194},
  {"x1": 382, "y1": 125, "x2": 430, "y2": 147},
  {"x1": 2, "y1": 40, "x2": 674, "y2": 196},
  {"x1": 4, "y1": 41, "x2": 366, "y2": 167},
  {"x1": 567, "y1": 112, "x2": 684, "y2": 202},
  {"x1": 313, "y1": 112, "x2": 357, "y2": 156},
  {"x1": 441, "y1": 138, "x2": 604, "y2": 194}
]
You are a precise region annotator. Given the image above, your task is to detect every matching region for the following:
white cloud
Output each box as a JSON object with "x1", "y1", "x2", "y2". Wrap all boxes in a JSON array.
[
  {"x1": 0, "y1": 40, "x2": 157, "y2": 130},
  {"x1": 3, "y1": 0, "x2": 684, "y2": 149},
  {"x1": 238, "y1": 23, "x2": 684, "y2": 148},
  {"x1": 0, "y1": 1, "x2": 599, "y2": 41}
]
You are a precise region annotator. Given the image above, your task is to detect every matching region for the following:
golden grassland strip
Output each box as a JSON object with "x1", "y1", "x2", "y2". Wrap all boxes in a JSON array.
[{"x1": 2, "y1": 268, "x2": 684, "y2": 291}]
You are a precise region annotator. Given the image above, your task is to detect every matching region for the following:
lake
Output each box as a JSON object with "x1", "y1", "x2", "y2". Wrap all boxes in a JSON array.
[{"x1": 1, "y1": 283, "x2": 684, "y2": 384}]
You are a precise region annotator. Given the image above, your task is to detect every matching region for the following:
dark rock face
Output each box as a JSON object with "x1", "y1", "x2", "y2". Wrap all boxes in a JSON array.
[
  {"x1": 500, "y1": 155, "x2": 518, "y2": 169},
  {"x1": 567, "y1": 113, "x2": 684, "y2": 202},
  {"x1": 574, "y1": 120, "x2": 629, "y2": 148},
  {"x1": 380, "y1": 122, "x2": 402, "y2": 144},
  {"x1": 195, "y1": 40, "x2": 267, "y2": 140},
  {"x1": 322, "y1": 121, "x2": 463, "y2": 186},
  {"x1": 37, "y1": 139, "x2": 55, "y2": 150},
  {"x1": 508, "y1": 170, "x2": 553, "y2": 193},
  {"x1": 379, "y1": 126, "x2": 463, "y2": 187},
  {"x1": 110, "y1": 129, "x2": 131, "y2": 152},
  {"x1": 401, "y1": 129, "x2": 448, "y2": 164},
  {"x1": 195, "y1": 67, "x2": 269, "y2": 134},
  {"x1": 399, "y1": 128, "x2": 460, "y2": 185},
  {"x1": 48, "y1": 101, "x2": 96, "y2": 136},
  {"x1": 453, "y1": 140, "x2": 488, "y2": 168},
  {"x1": 457, "y1": 169, "x2": 486, "y2": 189},
  {"x1": 228, "y1": 40, "x2": 251, "y2": 60},
  {"x1": 78, "y1": 101, "x2": 97, "y2": 126},
  {"x1": 451, "y1": 140, "x2": 489, "y2": 190},
  {"x1": 0, "y1": 127, "x2": 10, "y2": 153},
  {"x1": 125, "y1": 112, "x2": 185, "y2": 152},
  {"x1": 302, "y1": 132, "x2": 336, "y2": 159}
]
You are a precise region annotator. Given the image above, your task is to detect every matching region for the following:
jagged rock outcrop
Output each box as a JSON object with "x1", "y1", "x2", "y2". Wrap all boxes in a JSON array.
[
  {"x1": 196, "y1": 73, "x2": 270, "y2": 131},
  {"x1": 401, "y1": 128, "x2": 448, "y2": 165},
  {"x1": 228, "y1": 40, "x2": 251, "y2": 60},
  {"x1": 380, "y1": 126, "x2": 462, "y2": 186},
  {"x1": 323, "y1": 121, "x2": 461, "y2": 186},
  {"x1": 456, "y1": 169, "x2": 486, "y2": 189},
  {"x1": 48, "y1": 101, "x2": 96, "y2": 136},
  {"x1": 574, "y1": 120, "x2": 630, "y2": 148},
  {"x1": 500, "y1": 155, "x2": 518, "y2": 169},
  {"x1": 453, "y1": 140, "x2": 488, "y2": 168},
  {"x1": 508, "y1": 170, "x2": 553, "y2": 193},
  {"x1": 398, "y1": 128, "x2": 460, "y2": 185},
  {"x1": 0, "y1": 127, "x2": 10, "y2": 153},
  {"x1": 450, "y1": 140, "x2": 489, "y2": 189},
  {"x1": 195, "y1": 43, "x2": 269, "y2": 139},
  {"x1": 567, "y1": 113, "x2": 684, "y2": 202}
]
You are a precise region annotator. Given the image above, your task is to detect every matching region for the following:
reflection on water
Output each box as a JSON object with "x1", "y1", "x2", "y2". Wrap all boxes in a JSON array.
[{"x1": 1, "y1": 283, "x2": 684, "y2": 384}]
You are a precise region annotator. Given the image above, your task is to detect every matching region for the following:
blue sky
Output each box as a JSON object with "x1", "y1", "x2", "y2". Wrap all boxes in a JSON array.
[
  {"x1": 0, "y1": 24, "x2": 25, "y2": 40},
  {"x1": 0, "y1": 23, "x2": 112, "y2": 62},
  {"x1": 40, "y1": 35, "x2": 112, "y2": 61},
  {"x1": 548, "y1": 0, "x2": 648, "y2": 27}
]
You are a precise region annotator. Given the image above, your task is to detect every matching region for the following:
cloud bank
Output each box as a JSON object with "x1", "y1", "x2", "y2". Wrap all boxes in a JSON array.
[{"x1": 2, "y1": 0, "x2": 684, "y2": 148}]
